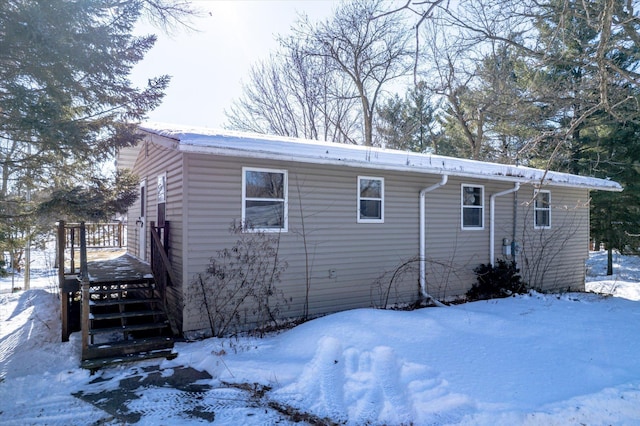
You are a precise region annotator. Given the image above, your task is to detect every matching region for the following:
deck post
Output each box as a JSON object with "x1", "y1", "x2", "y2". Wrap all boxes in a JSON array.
[
  {"x1": 150, "y1": 221, "x2": 155, "y2": 268},
  {"x1": 163, "y1": 221, "x2": 170, "y2": 250},
  {"x1": 58, "y1": 221, "x2": 69, "y2": 342},
  {"x1": 79, "y1": 222, "x2": 90, "y2": 360},
  {"x1": 69, "y1": 227, "x2": 75, "y2": 274}
]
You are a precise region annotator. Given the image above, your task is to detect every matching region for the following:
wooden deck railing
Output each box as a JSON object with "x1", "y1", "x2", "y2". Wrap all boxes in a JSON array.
[
  {"x1": 150, "y1": 221, "x2": 179, "y2": 335},
  {"x1": 59, "y1": 222, "x2": 125, "y2": 274}
]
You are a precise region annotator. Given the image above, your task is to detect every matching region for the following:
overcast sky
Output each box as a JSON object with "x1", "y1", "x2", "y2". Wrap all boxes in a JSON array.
[{"x1": 132, "y1": 0, "x2": 339, "y2": 129}]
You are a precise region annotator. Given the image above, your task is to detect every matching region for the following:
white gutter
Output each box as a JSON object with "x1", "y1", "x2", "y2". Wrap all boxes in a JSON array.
[
  {"x1": 419, "y1": 175, "x2": 448, "y2": 307},
  {"x1": 489, "y1": 183, "x2": 520, "y2": 265}
]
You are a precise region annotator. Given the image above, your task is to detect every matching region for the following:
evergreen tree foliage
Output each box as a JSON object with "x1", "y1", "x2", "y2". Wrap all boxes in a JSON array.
[
  {"x1": 415, "y1": 0, "x2": 639, "y2": 257},
  {"x1": 583, "y1": 117, "x2": 640, "y2": 272},
  {"x1": 377, "y1": 82, "x2": 440, "y2": 153},
  {"x1": 38, "y1": 169, "x2": 139, "y2": 222},
  {"x1": 0, "y1": 0, "x2": 191, "y2": 269},
  {"x1": 526, "y1": 0, "x2": 640, "y2": 271}
]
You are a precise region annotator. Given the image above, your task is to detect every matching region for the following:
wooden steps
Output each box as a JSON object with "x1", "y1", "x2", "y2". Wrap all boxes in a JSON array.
[
  {"x1": 83, "y1": 279, "x2": 175, "y2": 364},
  {"x1": 81, "y1": 347, "x2": 177, "y2": 371},
  {"x1": 84, "y1": 337, "x2": 175, "y2": 360}
]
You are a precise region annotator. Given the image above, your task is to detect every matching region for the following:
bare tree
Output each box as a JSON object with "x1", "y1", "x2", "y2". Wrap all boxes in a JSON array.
[
  {"x1": 226, "y1": 0, "x2": 413, "y2": 146},
  {"x1": 295, "y1": 0, "x2": 414, "y2": 146},
  {"x1": 225, "y1": 35, "x2": 359, "y2": 143},
  {"x1": 226, "y1": 56, "x2": 301, "y2": 137}
]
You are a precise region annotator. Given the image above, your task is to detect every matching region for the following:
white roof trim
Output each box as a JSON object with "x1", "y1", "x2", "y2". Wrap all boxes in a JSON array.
[{"x1": 139, "y1": 122, "x2": 623, "y2": 192}]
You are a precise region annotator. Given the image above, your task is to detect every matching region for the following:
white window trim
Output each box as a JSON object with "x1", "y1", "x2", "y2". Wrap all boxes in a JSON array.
[
  {"x1": 242, "y1": 167, "x2": 288, "y2": 232},
  {"x1": 533, "y1": 189, "x2": 551, "y2": 230},
  {"x1": 357, "y1": 176, "x2": 384, "y2": 224},
  {"x1": 461, "y1": 184, "x2": 485, "y2": 230}
]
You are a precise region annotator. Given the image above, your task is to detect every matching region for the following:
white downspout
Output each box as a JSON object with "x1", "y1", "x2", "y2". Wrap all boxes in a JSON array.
[
  {"x1": 490, "y1": 182, "x2": 520, "y2": 266},
  {"x1": 420, "y1": 175, "x2": 448, "y2": 307}
]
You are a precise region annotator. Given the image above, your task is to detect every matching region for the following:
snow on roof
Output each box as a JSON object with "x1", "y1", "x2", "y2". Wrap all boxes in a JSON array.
[{"x1": 140, "y1": 122, "x2": 622, "y2": 192}]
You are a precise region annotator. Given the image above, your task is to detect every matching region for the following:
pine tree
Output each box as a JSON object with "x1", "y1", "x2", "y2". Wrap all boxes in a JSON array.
[
  {"x1": 0, "y1": 0, "x2": 191, "y2": 276},
  {"x1": 586, "y1": 118, "x2": 640, "y2": 274},
  {"x1": 377, "y1": 82, "x2": 439, "y2": 153}
]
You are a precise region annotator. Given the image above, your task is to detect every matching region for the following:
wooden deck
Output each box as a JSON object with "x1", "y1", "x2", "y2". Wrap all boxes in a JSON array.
[
  {"x1": 85, "y1": 251, "x2": 153, "y2": 284},
  {"x1": 61, "y1": 249, "x2": 152, "y2": 292},
  {"x1": 58, "y1": 222, "x2": 177, "y2": 367}
]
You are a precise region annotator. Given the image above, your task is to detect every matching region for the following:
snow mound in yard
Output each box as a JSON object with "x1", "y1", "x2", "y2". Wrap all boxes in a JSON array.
[
  {"x1": 0, "y1": 290, "x2": 79, "y2": 380},
  {"x1": 0, "y1": 290, "x2": 106, "y2": 425},
  {"x1": 202, "y1": 293, "x2": 640, "y2": 425},
  {"x1": 272, "y1": 332, "x2": 473, "y2": 425}
]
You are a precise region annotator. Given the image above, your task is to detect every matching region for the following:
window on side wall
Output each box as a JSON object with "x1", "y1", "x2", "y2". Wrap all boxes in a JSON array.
[
  {"x1": 534, "y1": 190, "x2": 551, "y2": 229},
  {"x1": 157, "y1": 173, "x2": 166, "y2": 227},
  {"x1": 358, "y1": 176, "x2": 384, "y2": 223},
  {"x1": 242, "y1": 167, "x2": 288, "y2": 232},
  {"x1": 461, "y1": 184, "x2": 484, "y2": 229}
]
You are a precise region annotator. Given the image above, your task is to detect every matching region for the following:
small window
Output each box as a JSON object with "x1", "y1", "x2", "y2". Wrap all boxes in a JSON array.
[
  {"x1": 461, "y1": 184, "x2": 484, "y2": 229},
  {"x1": 157, "y1": 173, "x2": 166, "y2": 227},
  {"x1": 157, "y1": 174, "x2": 166, "y2": 204},
  {"x1": 358, "y1": 176, "x2": 384, "y2": 223},
  {"x1": 534, "y1": 190, "x2": 551, "y2": 229},
  {"x1": 242, "y1": 167, "x2": 288, "y2": 232}
]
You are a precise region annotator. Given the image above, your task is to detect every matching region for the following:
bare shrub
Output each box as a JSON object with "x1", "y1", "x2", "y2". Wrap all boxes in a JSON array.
[
  {"x1": 519, "y1": 205, "x2": 584, "y2": 292},
  {"x1": 371, "y1": 255, "x2": 470, "y2": 308},
  {"x1": 191, "y1": 221, "x2": 289, "y2": 337},
  {"x1": 371, "y1": 257, "x2": 421, "y2": 309}
]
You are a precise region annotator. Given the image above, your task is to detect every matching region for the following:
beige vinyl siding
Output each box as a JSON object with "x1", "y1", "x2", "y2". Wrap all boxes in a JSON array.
[
  {"x1": 115, "y1": 144, "x2": 139, "y2": 170},
  {"x1": 515, "y1": 186, "x2": 589, "y2": 292},
  {"x1": 124, "y1": 133, "x2": 597, "y2": 337},
  {"x1": 118, "y1": 139, "x2": 185, "y2": 331},
  {"x1": 421, "y1": 178, "x2": 522, "y2": 299},
  {"x1": 182, "y1": 155, "x2": 427, "y2": 333},
  {"x1": 180, "y1": 155, "x2": 547, "y2": 334}
]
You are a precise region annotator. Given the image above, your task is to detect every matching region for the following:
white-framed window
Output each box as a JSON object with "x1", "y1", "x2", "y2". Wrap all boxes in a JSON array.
[
  {"x1": 534, "y1": 190, "x2": 551, "y2": 229},
  {"x1": 242, "y1": 167, "x2": 288, "y2": 232},
  {"x1": 461, "y1": 184, "x2": 484, "y2": 229},
  {"x1": 357, "y1": 176, "x2": 384, "y2": 223}
]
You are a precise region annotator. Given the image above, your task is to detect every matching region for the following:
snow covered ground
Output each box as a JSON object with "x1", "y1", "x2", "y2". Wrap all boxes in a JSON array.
[{"x1": 1, "y1": 250, "x2": 639, "y2": 425}]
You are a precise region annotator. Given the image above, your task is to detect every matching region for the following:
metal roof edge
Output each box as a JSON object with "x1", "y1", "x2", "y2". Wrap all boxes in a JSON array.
[
  {"x1": 176, "y1": 142, "x2": 622, "y2": 192},
  {"x1": 139, "y1": 123, "x2": 622, "y2": 192}
]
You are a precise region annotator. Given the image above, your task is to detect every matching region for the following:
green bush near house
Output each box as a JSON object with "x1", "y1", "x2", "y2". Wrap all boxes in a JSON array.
[{"x1": 467, "y1": 260, "x2": 527, "y2": 301}]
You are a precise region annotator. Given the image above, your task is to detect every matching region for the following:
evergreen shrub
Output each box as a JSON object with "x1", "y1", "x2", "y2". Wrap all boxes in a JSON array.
[{"x1": 466, "y1": 259, "x2": 527, "y2": 301}]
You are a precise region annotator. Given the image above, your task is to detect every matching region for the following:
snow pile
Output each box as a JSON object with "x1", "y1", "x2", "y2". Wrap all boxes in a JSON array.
[
  {"x1": 0, "y1": 250, "x2": 639, "y2": 425},
  {"x1": 272, "y1": 336, "x2": 471, "y2": 424},
  {"x1": 0, "y1": 289, "x2": 105, "y2": 425},
  {"x1": 586, "y1": 250, "x2": 640, "y2": 300},
  {"x1": 190, "y1": 293, "x2": 640, "y2": 425}
]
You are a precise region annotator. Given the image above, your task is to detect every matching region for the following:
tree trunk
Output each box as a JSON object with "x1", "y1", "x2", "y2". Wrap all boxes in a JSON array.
[{"x1": 607, "y1": 245, "x2": 613, "y2": 276}]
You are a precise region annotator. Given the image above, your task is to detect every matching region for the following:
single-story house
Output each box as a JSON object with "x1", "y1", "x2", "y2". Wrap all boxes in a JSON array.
[{"x1": 117, "y1": 123, "x2": 622, "y2": 338}]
